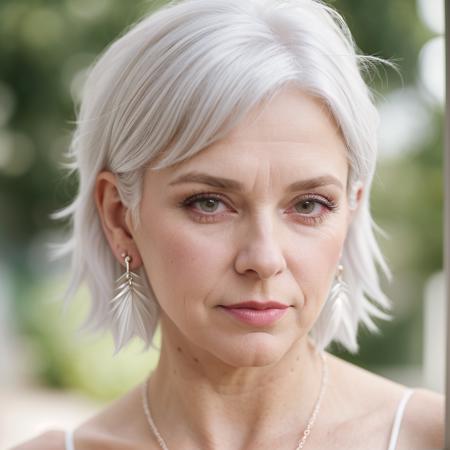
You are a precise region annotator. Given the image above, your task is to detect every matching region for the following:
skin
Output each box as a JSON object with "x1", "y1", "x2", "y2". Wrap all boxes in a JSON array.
[{"x1": 11, "y1": 87, "x2": 445, "y2": 450}]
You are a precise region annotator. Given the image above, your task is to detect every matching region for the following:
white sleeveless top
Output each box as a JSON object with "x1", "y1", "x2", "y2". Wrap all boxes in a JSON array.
[{"x1": 64, "y1": 388, "x2": 415, "y2": 450}]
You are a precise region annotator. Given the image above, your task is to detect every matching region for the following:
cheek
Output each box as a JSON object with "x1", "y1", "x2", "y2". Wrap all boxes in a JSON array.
[
  {"x1": 289, "y1": 223, "x2": 347, "y2": 301},
  {"x1": 136, "y1": 213, "x2": 230, "y2": 310}
]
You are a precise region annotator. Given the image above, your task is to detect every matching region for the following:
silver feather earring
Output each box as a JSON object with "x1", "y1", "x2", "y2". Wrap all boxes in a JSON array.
[
  {"x1": 327, "y1": 263, "x2": 356, "y2": 347},
  {"x1": 111, "y1": 253, "x2": 153, "y2": 349},
  {"x1": 312, "y1": 263, "x2": 356, "y2": 351},
  {"x1": 329, "y1": 264, "x2": 349, "y2": 308}
]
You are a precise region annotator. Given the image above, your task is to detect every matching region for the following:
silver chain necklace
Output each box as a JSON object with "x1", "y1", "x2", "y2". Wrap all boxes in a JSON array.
[{"x1": 142, "y1": 351, "x2": 328, "y2": 450}]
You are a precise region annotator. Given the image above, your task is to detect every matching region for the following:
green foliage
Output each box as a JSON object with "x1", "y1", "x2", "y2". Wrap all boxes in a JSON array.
[
  {"x1": 17, "y1": 272, "x2": 160, "y2": 399},
  {"x1": 336, "y1": 0, "x2": 431, "y2": 87}
]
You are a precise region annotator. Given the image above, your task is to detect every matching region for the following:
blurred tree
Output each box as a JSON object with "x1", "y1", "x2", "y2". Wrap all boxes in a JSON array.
[{"x1": 337, "y1": 0, "x2": 432, "y2": 86}]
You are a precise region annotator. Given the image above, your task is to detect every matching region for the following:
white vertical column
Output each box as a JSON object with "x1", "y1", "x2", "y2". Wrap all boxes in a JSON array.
[{"x1": 423, "y1": 271, "x2": 446, "y2": 393}]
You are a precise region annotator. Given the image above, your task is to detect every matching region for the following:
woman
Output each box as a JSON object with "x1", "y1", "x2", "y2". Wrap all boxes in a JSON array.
[{"x1": 14, "y1": 0, "x2": 444, "y2": 449}]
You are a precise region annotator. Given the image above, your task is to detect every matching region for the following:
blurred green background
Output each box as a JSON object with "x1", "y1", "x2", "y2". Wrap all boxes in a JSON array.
[{"x1": 0, "y1": 0, "x2": 444, "y2": 408}]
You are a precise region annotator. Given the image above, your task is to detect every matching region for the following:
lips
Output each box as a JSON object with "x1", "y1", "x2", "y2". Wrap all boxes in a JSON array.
[
  {"x1": 221, "y1": 300, "x2": 289, "y2": 310},
  {"x1": 219, "y1": 300, "x2": 290, "y2": 326}
]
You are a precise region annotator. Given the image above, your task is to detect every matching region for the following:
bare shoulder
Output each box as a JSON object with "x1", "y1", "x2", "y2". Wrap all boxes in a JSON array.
[
  {"x1": 325, "y1": 353, "x2": 445, "y2": 449},
  {"x1": 9, "y1": 383, "x2": 148, "y2": 450},
  {"x1": 324, "y1": 351, "x2": 409, "y2": 409},
  {"x1": 396, "y1": 387, "x2": 445, "y2": 450},
  {"x1": 322, "y1": 354, "x2": 445, "y2": 450},
  {"x1": 9, "y1": 430, "x2": 65, "y2": 450},
  {"x1": 9, "y1": 423, "x2": 141, "y2": 450}
]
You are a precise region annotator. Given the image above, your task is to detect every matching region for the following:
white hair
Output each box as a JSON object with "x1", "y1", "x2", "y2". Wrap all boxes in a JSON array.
[{"x1": 55, "y1": 0, "x2": 393, "y2": 355}]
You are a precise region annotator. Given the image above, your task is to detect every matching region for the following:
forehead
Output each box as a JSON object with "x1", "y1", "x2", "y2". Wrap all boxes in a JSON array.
[
  {"x1": 156, "y1": 87, "x2": 348, "y2": 184},
  {"x1": 225, "y1": 87, "x2": 345, "y2": 147}
]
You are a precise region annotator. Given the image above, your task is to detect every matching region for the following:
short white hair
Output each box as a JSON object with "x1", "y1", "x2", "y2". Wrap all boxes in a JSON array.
[{"x1": 55, "y1": 0, "x2": 393, "y2": 355}]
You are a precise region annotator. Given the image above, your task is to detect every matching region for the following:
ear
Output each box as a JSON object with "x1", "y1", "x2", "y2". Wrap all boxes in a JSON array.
[
  {"x1": 347, "y1": 180, "x2": 364, "y2": 225},
  {"x1": 95, "y1": 171, "x2": 142, "y2": 269}
]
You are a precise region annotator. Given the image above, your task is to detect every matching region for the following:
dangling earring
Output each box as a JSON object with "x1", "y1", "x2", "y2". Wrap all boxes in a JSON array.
[
  {"x1": 329, "y1": 264, "x2": 349, "y2": 305},
  {"x1": 327, "y1": 263, "x2": 354, "y2": 342},
  {"x1": 111, "y1": 253, "x2": 153, "y2": 349},
  {"x1": 311, "y1": 263, "x2": 355, "y2": 352}
]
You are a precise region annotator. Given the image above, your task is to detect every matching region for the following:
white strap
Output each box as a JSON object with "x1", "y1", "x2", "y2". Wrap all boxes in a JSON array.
[
  {"x1": 387, "y1": 388, "x2": 414, "y2": 450},
  {"x1": 65, "y1": 429, "x2": 75, "y2": 450}
]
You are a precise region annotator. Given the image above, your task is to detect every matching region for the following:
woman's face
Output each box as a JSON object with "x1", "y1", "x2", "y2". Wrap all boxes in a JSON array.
[{"x1": 131, "y1": 87, "x2": 353, "y2": 368}]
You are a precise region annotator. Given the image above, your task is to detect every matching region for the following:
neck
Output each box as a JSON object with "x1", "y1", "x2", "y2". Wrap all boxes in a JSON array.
[{"x1": 146, "y1": 318, "x2": 326, "y2": 450}]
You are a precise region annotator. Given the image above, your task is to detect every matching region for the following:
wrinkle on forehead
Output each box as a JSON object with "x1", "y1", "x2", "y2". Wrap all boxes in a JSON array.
[
  {"x1": 168, "y1": 140, "x2": 348, "y2": 196},
  {"x1": 147, "y1": 87, "x2": 349, "y2": 196}
]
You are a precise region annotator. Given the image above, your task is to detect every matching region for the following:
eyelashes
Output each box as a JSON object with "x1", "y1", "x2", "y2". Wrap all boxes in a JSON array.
[{"x1": 178, "y1": 190, "x2": 339, "y2": 225}]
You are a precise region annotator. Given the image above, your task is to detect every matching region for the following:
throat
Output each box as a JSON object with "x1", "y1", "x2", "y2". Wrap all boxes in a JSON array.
[{"x1": 144, "y1": 338, "x2": 327, "y2": 450}]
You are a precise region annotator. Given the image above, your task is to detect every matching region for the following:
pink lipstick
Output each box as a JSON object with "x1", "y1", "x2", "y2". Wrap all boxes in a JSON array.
[{"x1": 220, "y1": 301, "x2": 289, "y2": 326}]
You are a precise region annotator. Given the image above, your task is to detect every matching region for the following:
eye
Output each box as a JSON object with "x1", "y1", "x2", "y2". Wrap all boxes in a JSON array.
[
  {"x1": 179, "y1": 191, "x2": 338, "y2": 225},
  {"x1": 180, "y1": 193, "x2": 230, "y2": 215},
  {"x1": 294, "y1": 199, "x2": 319, "y2": 215},
  {"x1": 289, "y1": 195, "x2": 338, "y2": 225},
  {"x1": 195, "y1": 197, "x2": 222, "y2": 213}
]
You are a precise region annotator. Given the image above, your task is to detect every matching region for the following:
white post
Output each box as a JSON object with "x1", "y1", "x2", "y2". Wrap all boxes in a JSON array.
[{"x1": 423, "y1": 271, "x2": 446, "y2": 393}]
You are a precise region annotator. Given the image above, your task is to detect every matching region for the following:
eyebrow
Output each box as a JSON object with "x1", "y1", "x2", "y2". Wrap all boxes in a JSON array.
[{"x1": 168, "y1": 171, "x2": 343, "y2": 191}]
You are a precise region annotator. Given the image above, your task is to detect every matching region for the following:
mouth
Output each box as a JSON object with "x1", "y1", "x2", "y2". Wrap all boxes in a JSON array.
[
  {"x1": 219, "y1": 300, "x2": 290, "y2": 326},
  {"x1": 221, "y1": 300, "x2": 289, "y2": 310}
]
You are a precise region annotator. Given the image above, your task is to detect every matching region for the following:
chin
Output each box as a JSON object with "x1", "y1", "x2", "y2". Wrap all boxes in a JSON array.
[{"x1": 213, "y1": 333, "x2": 294, "y2": 368}]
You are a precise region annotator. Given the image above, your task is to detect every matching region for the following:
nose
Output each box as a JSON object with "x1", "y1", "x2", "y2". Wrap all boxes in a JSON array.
[{"x1": 234, "y1": 215, "x2": 287, "y2": 280}]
